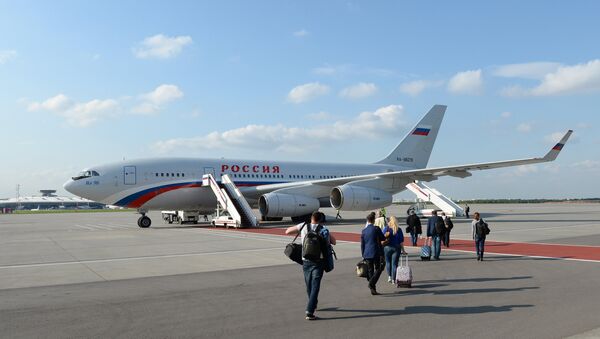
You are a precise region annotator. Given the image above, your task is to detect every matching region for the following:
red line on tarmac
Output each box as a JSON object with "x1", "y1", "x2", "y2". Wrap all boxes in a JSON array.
[{"x1": 210, "y1": 227, "x2": 600, "y2": 262}]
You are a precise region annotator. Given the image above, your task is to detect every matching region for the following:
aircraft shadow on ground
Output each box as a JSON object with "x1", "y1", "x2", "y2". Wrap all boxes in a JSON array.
[
  {"x1": 385, "y1": 286, "x2": 539, "y2": 297},
  {"x1": 318, "y1": 304, "x2": 533, "y2": 320},
  {"x1": 418, "y1": 276, "x2": 532, "y2": 283}
]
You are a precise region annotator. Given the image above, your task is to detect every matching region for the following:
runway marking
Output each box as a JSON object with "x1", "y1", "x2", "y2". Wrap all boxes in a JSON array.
[
  {"x1": 0, "y1": 247, "x2": 283, "y2": 270},
  {"x1": 209, "y1": 227, "x2": 600, "y2": 263},
  {"x1": 451, "y1": 221, "x2": 599, "y2": 236}
]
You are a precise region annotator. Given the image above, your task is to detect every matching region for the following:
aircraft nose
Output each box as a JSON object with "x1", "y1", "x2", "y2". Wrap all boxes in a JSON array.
[{"x1": 63, "y1": 179, "x2": 76, "y2": 195}]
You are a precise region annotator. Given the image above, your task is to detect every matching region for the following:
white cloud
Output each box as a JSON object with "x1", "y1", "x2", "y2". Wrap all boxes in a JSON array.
[
  {"x1": 27, "y1": 94, "x2": 118, "y2": 127},
  {"x1": 132, "y1": 84, "x2": 184, "y2": 114},
  {"x1": 492, "y1": 62, "x2": 562, "y2": 79},
  {"x1": 311, "y1": 64, "x2": 395, "y2": 77},
  {"x1": 447, "y1": 69, "x2": 483, "y2": 95},
  {"x1": 514, "y1": 165, "x2": 539, "y2": 176},
  {"x1": 571, "y1": 160, "x2": 600, "y2": 170},
  {"x1": 339, "y1": 82, "x2": 377, "y2": 99},
  {"x1": 27, "y1": 85, "x2": 182, "y2": 126},
  {"x1": 154, "y1": 104, "x2": 407, "y2": 153},
  {"x1": 516, "y1": 123, "x2": 532, "y2": 133},
  {"x1": 293, "y1": 29, "x2": 309, "y2": 37},
  {"x1": 500, "y1": 111, "x2": 512, "y2": 119},
  {"x1": 501, "y1": 59, "x2": 600, "y2": 96},
  {"x1": 0, "y1": 50, "x2": 17, "y2": 64},
  {"x1": 544, "y1": 132, "x2": 565, "y2": 143},
  {"x1": 306, "y1": 111, "x2": 333, "y2": 121},
  {"x1": 133, "y1": 34, "x2": 192, "y2": 59},
  {"x1": 287, "y1": 82, "x2": 330, "y2": 103},
  {"x1": 27, "y1": 94, "x2": 72, "y2": 112},
  {"x1": 399, "y1": 80, "x2": 444, "y2": 96}
]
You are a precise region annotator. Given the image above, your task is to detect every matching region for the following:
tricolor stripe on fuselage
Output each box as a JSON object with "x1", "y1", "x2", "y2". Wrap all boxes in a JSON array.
[{"x1": 114, "y1": 180, "x2": 286, "y2": 208}]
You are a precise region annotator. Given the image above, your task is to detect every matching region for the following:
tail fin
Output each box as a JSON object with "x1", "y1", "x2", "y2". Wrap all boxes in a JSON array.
[
  {"x1": 542, "y1": 130, "x2": 573, "y2": 161},
  {"x1": 375, "y1": 104, "x2": 446, "y2": 169}
]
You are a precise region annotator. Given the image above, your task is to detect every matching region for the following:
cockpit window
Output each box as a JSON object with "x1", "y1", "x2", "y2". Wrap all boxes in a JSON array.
[{"x1": 72, "y1": 170, "x2": 100, "y2": 180}]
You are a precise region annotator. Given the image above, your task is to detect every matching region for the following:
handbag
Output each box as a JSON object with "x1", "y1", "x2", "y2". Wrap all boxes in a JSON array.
[
  {"x1": 284, "y1": 223, "x2": 306, "y2": 265},
  {"x1": 356, "y1": 259, "x2": 369, "y2": 278}
]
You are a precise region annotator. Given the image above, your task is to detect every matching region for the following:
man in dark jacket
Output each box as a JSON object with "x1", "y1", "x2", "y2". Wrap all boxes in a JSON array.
[
  {"x1": 361, "y1": 211, "x2": 385, "y2": 295},
  {"x1": 427, "y1": 210, "x2": 445, "y2": 260},
  {"x1": 406, "y1": 210, "x2": 422, "y2": 246}
]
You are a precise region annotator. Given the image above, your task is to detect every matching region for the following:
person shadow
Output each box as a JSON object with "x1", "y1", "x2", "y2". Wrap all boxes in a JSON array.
[{"x1": 318, "y1": 304, "x2": 533, "y2": 320}]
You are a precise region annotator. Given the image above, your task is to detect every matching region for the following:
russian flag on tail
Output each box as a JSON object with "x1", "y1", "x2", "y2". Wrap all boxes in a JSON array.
[
  {"x1": 553, "y1": 143, "x2": 564, "y2": 151},
  {"x1": 412, "y1": 127, "x2": 431, "y2": 136}
]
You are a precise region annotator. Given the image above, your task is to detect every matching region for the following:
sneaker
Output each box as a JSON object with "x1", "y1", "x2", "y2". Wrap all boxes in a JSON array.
[
  {"x1": 387, "y1": 276, "x2": 392, "y2": 283},
  {"x1": 305, "y1": 314, "x2": 317, "y2": 321}
]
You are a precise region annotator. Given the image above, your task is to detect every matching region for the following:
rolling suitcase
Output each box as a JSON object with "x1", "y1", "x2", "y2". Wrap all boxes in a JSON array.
[
  {"x1": 395, "y1": 254, "x2": 412, "y2": 288},
  {"x1": 421, "y1": 245, "x2": 431, "y2": 261}
]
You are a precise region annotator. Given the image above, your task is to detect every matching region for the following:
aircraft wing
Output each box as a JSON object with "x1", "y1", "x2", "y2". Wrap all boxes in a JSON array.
[{"x1": 243, "y1": 130, "x2": 572, "y2": 197}]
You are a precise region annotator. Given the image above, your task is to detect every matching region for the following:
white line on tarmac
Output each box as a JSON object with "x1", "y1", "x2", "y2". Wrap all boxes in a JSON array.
[
  {"x1": 440, "y1": 248, "x2": 600, "y2": 263},
  {"x1": 451, "y1": 221, "x2": 599, "y2": 236},
  {"x1": 0, "y1": 247, "x2": 284, "y2": 270}
]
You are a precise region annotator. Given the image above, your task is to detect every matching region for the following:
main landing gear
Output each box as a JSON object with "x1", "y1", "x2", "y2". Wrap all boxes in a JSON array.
[{"x1": 137, "y1": 211, "x2": 152, "y2": 228}]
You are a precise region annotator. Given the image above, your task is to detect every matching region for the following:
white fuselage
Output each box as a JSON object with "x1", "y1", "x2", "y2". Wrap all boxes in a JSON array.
[{"x1": 63, "y1": 158, "x2": 408, "y2": 212}]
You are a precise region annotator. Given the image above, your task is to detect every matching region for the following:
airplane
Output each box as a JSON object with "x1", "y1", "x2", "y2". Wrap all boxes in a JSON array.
[{"x1": 63, "y1": 105, "x2": 573, "y2": 228}]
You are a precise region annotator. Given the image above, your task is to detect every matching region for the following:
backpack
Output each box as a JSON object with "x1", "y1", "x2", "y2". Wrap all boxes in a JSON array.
[
  {"x1": 476, "y1": 220, "x2": 490, "y2": 236},
  {"x1": 446, "y1": 218, "x2": 454, "y2": 230},
  {"x1": 319, "y1": 226, "x2": 336, "y2": 272},
  {"x1": 303, "y1": 224, "x2": 324, "y2": 262},
  {"x1": 434, "y1": 217, "x2": 446, "y2": 236}
]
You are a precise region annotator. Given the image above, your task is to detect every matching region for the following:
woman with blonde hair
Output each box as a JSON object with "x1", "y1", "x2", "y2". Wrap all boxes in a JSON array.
[{"x1": 382, "y1": 216, "x2": 406, "y2": 283}]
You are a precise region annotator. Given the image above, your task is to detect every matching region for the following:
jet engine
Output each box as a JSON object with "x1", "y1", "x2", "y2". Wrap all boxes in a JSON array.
[
  {"x1": 259, "y1": 193, "x2": 320, "y2": 217},
  {"x1": 330, "y1": 185, "x2": 392, "y2": 211}
]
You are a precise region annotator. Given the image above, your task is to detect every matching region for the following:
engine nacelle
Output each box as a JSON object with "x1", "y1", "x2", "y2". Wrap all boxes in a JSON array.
[
  {"x1": 259, "y1": 193, "x2": 320, "y2": 217},
  {"x1": 330, "y1": 185, "x2": 392, "y2": 211}
]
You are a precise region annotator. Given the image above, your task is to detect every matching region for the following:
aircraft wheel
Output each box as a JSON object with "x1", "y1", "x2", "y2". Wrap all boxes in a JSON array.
[{"x1": 138, "y1": 216, "x2": 151, "y2": 228}]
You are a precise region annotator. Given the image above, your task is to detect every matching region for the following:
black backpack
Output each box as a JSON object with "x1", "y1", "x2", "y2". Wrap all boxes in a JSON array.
[
  {"x1": 303, "y1": 224, "x2": 324, "y2": 262},
  {"x1": 446, "y1": 218, "x2": 454, "y2": 230},
  {"x1": 476, "y1": 220, "x2": 490, "y2": 236},
  {"x1": 434, "y1": 217, "x2": 446, "y2": 236}
]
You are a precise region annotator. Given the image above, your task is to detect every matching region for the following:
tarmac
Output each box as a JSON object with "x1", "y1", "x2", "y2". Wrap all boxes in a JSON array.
[{"x1": 0, "y1": 203, "x2": 599, "y2": 338}]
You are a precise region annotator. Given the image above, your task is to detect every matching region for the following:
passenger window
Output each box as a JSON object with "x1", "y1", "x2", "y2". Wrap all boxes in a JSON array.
[
  {"x1": 182, "y1": 173, "x2": 185, "y2": 177},
  {"x1": 171, "y1": 173, "x2": 174, "y2": 177},
  {"x1": 161, "y1": 173, "x2": 164, "y2": 177},
  {"x1": 156, "y1": 173, "x2": 159, "y2": 177}
]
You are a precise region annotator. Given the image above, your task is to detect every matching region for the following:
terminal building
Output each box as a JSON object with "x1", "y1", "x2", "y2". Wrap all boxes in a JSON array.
[{"x1": 0, "y1": 190, "x2": 105, "y2": 212}]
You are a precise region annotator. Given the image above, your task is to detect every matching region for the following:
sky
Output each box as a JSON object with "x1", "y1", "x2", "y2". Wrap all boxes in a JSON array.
[{"x1": 0, "y1": 0, "x2": 599, "y2": 199}]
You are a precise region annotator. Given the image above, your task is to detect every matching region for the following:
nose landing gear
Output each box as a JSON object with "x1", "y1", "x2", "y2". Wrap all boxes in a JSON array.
[{"x1": 137, "y1": 210, "x2": 152, "y2": 228}]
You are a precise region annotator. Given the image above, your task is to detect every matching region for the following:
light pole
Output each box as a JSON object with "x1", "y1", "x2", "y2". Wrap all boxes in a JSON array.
[{"x1": 16, "y1": 184, "x2": 21, "y2": 210}]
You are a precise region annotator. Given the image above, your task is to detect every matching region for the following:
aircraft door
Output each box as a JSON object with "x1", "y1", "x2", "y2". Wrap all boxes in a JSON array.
[
  {"x1": 124, "y1": 166, "x2": 136, "y2": 185},
  {"x1": 203, "y1": 167, "x2": 215, "y2": 177}
]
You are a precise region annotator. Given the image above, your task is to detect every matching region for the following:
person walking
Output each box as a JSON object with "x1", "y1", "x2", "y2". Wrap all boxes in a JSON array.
[
  {"x1": 441, "y1": 212, "x2": 454, "y2": 248},
  {"x1": 285, "y1": 211, "x2": 337, "y2": 320},
  {"x1": 406, "y1": 210, "x2": 422, "y2": 246},
  {"x1": 382, "y1": 216, "x2": 405, "y2": 283},
  {"x1": 427, "y1": 211, "x2": 445, "y2": 260},
  {"x1": 361, "y1": 212, "x2": 385, "y2": 295},
  {"x1": 472, "y1": 212, "x2": 490, "y2": 261},
  {"x1": 465, "y1": 204, "x2": 470, "y2": 219}
]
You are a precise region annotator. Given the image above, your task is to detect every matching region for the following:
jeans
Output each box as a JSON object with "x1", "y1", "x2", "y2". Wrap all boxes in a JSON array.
[
  {"x1": 432, "y1": 235, "x2": 442, "y2": 259},
  {"x1": 303, "y1": 260, "x2": 324, "y2": 315},
  {"x1": 365, "y1": 256, "x2": 384, "y2": 290},
  {"x1": 443, "y1": 231, "x2": 451, "y2": 247},
  {"x1": 410, "y1": 232, "x2": 418, "y2": 246},
  {"x1": 475, "y1": 236, "x2": 486, "y2": 258},
  {"x1": 384, "y1": 246, "x2": 401, "y2": 281}
]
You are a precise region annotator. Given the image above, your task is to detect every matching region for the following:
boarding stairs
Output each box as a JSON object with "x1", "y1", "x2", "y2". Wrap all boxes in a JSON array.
[
  {"x1": 202, "y1": 174, "x2": 259, "y2": 228},
  {"x1": 405, "y1": 181, "x2": 465, "y2": 217}
]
